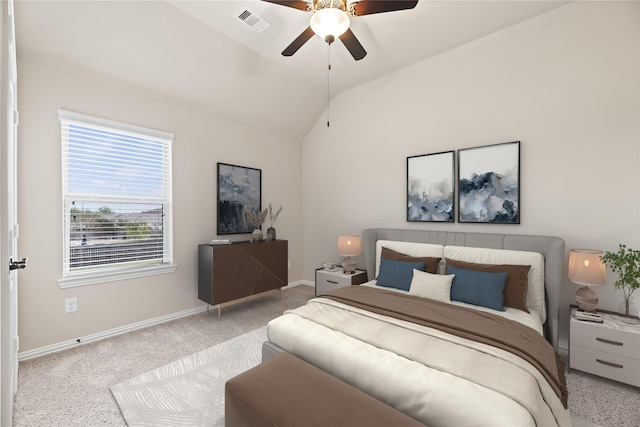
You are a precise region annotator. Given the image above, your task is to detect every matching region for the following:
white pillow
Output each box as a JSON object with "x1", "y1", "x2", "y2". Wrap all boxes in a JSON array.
[{"x1": 409, "y1": 269, "x2": 454, "y2": 303}]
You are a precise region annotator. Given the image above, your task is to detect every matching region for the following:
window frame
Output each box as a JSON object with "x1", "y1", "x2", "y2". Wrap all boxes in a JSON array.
[{"x1": 57, "y1": 109, "x2": 176, "y2": 288}]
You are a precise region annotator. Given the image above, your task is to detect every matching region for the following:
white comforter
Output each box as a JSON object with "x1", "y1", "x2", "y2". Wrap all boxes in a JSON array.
[{"x1": 267, "y1": 295, "x2": 571, "y2": 427}]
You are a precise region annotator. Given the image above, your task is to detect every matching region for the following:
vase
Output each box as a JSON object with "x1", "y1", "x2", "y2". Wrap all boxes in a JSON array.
[
  {"x1": 618, "y1": 297, "x2": 640, "y2": 325},
  {"x1": 266, "y1": 227, "x2": 276, "y2": 241},
  {"x1": 251, "y1": 229, "x2": 263, "y2": 243}
]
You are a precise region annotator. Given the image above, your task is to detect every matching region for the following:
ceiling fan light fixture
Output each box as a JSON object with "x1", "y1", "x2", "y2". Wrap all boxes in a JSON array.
[{"x1": 310, "y1": 8, "x2": 350, "y2": 44}]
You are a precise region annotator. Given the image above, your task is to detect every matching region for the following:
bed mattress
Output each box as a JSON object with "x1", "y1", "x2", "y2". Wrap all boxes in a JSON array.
[{"x1": 267, "y1": 286, "x2": 570, "y2": 427}]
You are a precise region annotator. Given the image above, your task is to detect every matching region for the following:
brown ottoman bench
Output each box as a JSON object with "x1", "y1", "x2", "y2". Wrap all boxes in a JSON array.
[{"x1": 225, "y1": 352, "x2": 425, "y2": 427}]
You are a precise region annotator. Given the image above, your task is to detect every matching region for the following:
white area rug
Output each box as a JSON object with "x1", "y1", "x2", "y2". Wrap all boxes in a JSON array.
[{"x1": 111, "y1": 326, "x2": 266, "y2": 427}]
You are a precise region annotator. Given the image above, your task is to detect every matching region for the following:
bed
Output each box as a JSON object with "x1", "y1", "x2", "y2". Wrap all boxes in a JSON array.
[{"x1": 263, "y1": 228, "x2": 570, "y2": 426}]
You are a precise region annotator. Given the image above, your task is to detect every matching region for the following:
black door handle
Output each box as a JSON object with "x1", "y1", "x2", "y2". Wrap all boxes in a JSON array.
[{"x1": 9, "y1": 257, "x2": 27, "y2": 271}]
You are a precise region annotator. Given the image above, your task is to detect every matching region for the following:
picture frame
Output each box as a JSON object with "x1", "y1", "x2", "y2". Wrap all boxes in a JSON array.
[
  {"x1": 217, "y1": 162, "x2": 262, "y2": 235},
  {"x1": 407, "y1": 151, "x2": 455, "y2": 222},
  {"x1": 457, "y1": 141, "x2": 520, "y2": 224}
]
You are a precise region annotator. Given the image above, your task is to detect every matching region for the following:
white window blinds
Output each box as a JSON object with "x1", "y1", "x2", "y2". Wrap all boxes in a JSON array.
[{"x1": 58, "y1": 110, "x2": 174, "y2": 279}]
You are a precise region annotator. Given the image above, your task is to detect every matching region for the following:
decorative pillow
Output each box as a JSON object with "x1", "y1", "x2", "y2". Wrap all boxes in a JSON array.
[
  {"x1": 375, "y1": 241, "x2": 444, "y2": 277},
  {"x1": 445, "y1": 259, "x2": 531, "y2": 313},
  {"x1": 443, "y1": 245, "x2": 544, "y2": 319},
  {"x1": 446, "y1": 265, "x2": 507, "y2": 312},
  {"x1": 381, "y1": 246, "x2": 441, "y2": 274},
  {"x1": 409, "y1": 269, "x2": 454, "y2": 303},
  {"x1": 376, "y1": 257, "x2": 425, "y2": 291}
]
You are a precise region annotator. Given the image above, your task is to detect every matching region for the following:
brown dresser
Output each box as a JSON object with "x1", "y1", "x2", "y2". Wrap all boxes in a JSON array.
[{"x1": 198, "y1": 240, "x2": 288, "y2": 316}]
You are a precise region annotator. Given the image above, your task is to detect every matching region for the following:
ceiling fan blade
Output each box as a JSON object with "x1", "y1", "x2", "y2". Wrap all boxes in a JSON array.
[
  {"x1": 282, "y1": 26, "x2": 316, "y2": 56},
  {"x1": 261, "y1": 0, "x2": 311, "y2": 11},
  {"x1": 351, "y1": 0, "x2": 418, "y2": 16},
  {"x1": 339, "y1": 28, "x2": 367, "y2": 60}
]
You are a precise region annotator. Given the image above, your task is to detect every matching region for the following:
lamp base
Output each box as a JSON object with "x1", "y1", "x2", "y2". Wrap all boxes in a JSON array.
[
  {"x1": 576, "y1": 286, "x2": 598, "y2": 312},
  {"x1": 342, "y1": 257, "x2": 356, "y2": 275}
]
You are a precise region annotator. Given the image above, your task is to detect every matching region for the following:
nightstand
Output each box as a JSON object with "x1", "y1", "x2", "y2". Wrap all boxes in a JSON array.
[
  {"x1": 569, "y1": 307, "x2": 640, "y2": 387},
  {"x1": 315, "y1": 268, "x2": 368, "y2": 296}
]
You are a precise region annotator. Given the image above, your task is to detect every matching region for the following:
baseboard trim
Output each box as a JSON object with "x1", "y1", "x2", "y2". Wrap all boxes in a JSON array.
[
  {"x1": 18, "y1": 305, "x2": 208, "y2": 361},
  {"x1": 282, "y1": 279, "x2": 313, "y2": 289},
  {"x1": 19, "y1": 281, "x2": 314, "y2": 361},
  {"x1": 558, "y1": 338, "x2": 569, "y2": 350}
]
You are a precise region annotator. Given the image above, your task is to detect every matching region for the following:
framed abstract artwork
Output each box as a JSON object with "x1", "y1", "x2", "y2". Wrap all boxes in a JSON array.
[
  {"x1": 407, "y1": 151, "x2": 455, "y2": 222},
  {"x1": 217, "y1": 162, "x2": 262, "y2": 234},
  {"x1": 457, "y1": 141, "x2": 520, "y2": 224}
]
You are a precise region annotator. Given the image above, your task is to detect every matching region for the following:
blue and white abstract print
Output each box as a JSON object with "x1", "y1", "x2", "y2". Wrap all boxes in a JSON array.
[
  {"x1": 458, "y1": 142, "x2": 520, "y2": 223},
  {"x1": 407, "y1": 151, "x2": 454, "y2": 222}
]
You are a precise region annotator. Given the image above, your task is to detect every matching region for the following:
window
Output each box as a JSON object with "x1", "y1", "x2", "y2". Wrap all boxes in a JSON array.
[{"x1": 57, "y1": 110, "x2": 175, "y2": 288}]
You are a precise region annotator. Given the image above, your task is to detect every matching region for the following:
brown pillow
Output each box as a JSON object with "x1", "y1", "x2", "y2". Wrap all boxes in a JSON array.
[
  {"x1": 445, "y1": 258, "x2": 531, "y2": 313},
  {"x1": 381, "y1": 246, "x2": 440, "y2": 274}
]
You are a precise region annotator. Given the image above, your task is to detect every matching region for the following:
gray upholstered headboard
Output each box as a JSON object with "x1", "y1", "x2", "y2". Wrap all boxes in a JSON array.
[{"x1": 362, "y1": 228, "x2": 565, "y2": 350}]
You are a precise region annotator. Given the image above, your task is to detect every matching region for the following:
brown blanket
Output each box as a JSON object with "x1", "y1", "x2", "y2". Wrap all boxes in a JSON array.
[{"x1": 322, "y1": 286, "x2": 568, "y2": 408}]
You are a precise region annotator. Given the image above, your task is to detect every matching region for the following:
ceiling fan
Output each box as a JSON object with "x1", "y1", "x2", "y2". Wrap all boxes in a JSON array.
[{"x1": 262, "y1": 0, "x2": 418, "y2": 60}]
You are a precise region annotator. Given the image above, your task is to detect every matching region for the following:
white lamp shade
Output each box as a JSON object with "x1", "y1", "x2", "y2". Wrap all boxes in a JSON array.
[
  {"x1": 337, "y1": 235, "x2": 361, "y2": 257},
  {"x1": 568, "y1": 248, "x2": 606, "y2": 286},
  {"x1": 310, "y1": 8, "x2": 350, "y2": 40}
]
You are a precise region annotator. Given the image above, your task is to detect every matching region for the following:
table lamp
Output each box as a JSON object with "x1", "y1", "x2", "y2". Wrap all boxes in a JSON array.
[
  {"x1": 568, "y1": 248, "x2": 606, "y2": 312},
  {"x1": 338, "y1": 234, "x2": 361, "y2": 274}
]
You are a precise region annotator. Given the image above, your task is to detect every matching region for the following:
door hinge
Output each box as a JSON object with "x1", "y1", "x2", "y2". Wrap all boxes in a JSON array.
[
  {"x1": 9, "y1": 258, "x2": 27, "y2": 271},
  {"x1": 14, "y1": 337, "x2": 19, "y2": 353},
  {"x1": 13, "y1": 110, "x2": 19, "y2": 126}
]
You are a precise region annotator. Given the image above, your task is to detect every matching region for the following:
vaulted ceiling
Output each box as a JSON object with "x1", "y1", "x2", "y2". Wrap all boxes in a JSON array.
[{"x1": 15, "y1": 0, "x2": 568, "y2": 140}]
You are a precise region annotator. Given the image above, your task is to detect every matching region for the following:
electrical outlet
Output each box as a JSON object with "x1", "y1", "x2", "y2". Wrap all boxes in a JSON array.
[{"x1": 65, "y1": 297, "x2": 77, "y2": 313}]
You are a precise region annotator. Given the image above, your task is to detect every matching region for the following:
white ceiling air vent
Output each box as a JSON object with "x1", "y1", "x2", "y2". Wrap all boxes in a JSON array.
[{"x1": 235, "y1": 8, "x2": 271, "y2": 33}]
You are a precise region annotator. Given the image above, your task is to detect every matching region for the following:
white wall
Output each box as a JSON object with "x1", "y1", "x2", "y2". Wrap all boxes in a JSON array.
[
  {"x1": 17, "y1": 60, "x2": 302, "y2": 352},
  {"x1": 301, "y1": 1, "x2": 639, "y2": 344}
]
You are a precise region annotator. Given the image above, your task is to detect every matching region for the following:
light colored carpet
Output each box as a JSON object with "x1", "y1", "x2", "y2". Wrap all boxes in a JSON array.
[
  {"x1": 13, "y1": 285, "x2": 315, "y2": 427},
  {"x1": 111, "y1": 326, "x2": 266, "y2": 426}
]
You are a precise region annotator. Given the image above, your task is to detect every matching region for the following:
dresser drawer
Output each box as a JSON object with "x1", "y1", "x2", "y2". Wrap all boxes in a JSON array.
[
  {"x1": 571, "y1": 319, "x2": 640, "y2": 359},
  {"x1": 570, "y1": 344, "x2": 640, "y2": 387}
]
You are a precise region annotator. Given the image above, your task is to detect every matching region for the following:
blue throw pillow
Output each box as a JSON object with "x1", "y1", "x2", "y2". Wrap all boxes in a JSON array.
[
  {"x1": 377, "y1": 257, "x2": 426, "y2": 291},
  {"x1": 446, "y1": 265, "x2": 507, "y2": 311}
]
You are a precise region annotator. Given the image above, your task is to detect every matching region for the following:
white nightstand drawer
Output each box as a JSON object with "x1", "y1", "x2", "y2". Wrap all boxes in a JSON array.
[
  {"x1": 317, "y1": 275, "x2": 350, "y2": 293},
  {"x1": 570, "y1": 344, "x2": 640, "y2": 387},
  {"x1": 571, "y1": 319, "x2": 640, "y2": 359},
  {"x1": 317, "y1": 272, "x2": 353, "y2": 287},
  {"x1": 315, "y1": 269, "x2": 367, "y2": 296}
]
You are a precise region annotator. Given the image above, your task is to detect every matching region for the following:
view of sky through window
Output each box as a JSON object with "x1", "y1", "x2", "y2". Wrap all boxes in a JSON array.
[{"x1": 67, "y1": 124, "x2": 165, "y2": 212}]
